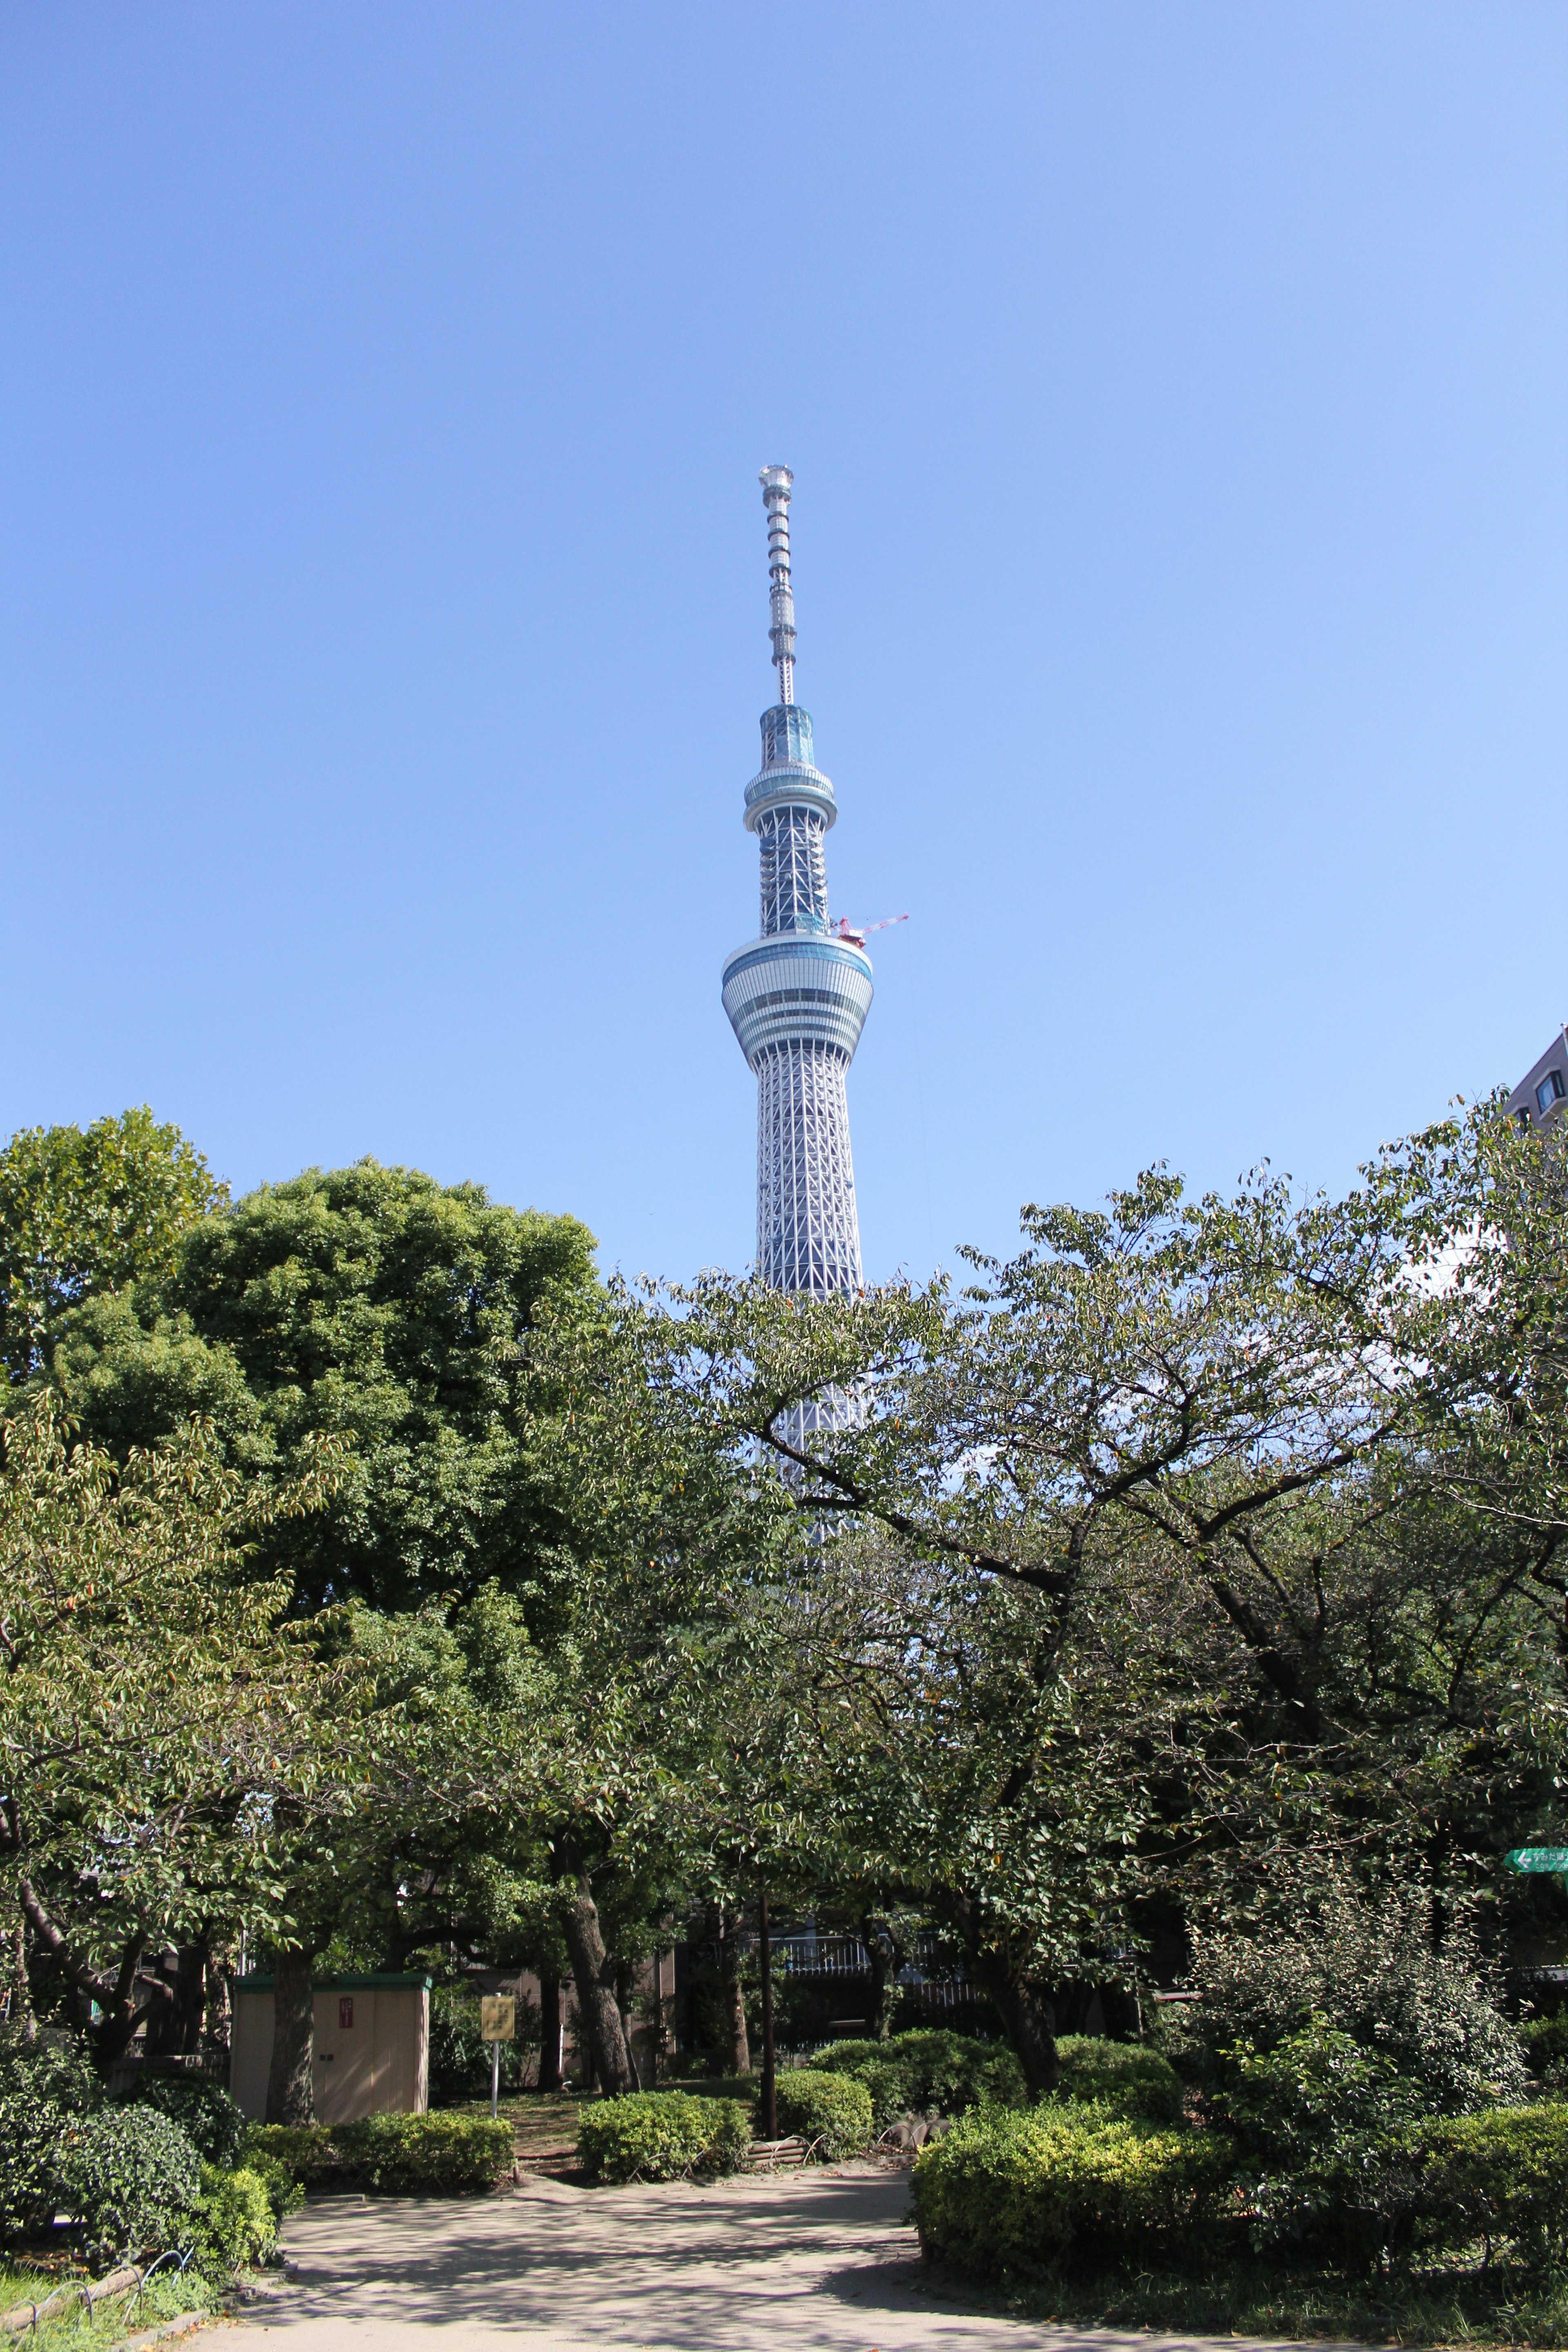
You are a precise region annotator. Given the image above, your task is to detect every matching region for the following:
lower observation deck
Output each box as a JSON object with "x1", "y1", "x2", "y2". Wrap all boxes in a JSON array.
[{"x1": 721, "y1": 932, "x2": 874, "y2": 1066}]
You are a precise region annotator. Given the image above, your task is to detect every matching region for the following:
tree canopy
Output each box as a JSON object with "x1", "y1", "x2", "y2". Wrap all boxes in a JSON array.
[
  {"x1": 0, "y1": 1109, "x2": 226, "y2": 1385},
  {"x1": 52, "y1": 1158, "x2": 598, "y2": 1612}
]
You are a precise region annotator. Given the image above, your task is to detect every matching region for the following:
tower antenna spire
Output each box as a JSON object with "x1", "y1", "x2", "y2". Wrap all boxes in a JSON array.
[
  {"x1": 759, "y1": 465, "x2": 797, "y2": 705},
  {"x1": 724, "y1": 463, "x2": 878, "y2": 1350}
]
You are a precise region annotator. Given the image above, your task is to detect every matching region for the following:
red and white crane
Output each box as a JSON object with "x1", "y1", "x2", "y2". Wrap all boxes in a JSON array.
[{"x1": 832, "y1": 913, "x2": 909, "y2": 948}]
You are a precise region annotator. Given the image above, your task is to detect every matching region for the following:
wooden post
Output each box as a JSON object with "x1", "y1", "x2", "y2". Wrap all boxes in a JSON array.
[{"x1": 758, "y1": 1882, "x2": 777, "y2": 2140}]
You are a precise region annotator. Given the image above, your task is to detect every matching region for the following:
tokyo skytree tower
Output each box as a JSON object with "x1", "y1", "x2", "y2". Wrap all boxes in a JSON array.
[{"x1": 722, "y1": 467, "x2": 874, "y2": 1302}]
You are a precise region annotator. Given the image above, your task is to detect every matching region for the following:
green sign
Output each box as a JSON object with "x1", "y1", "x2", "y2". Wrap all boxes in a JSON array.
[{"x1": 1505, "y1": 1849, "x2": 1568, "y2": 1873}]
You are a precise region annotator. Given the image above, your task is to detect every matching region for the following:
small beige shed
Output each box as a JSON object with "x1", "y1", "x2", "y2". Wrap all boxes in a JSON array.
[{"x1": 229, "y1": 1973, "x2": 430, "y2": 2124}]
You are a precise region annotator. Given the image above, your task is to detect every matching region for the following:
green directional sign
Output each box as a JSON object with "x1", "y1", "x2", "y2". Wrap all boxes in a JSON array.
[{"x1": 1505, "y1": 1849, "x2": 1568, "y2": 1873}]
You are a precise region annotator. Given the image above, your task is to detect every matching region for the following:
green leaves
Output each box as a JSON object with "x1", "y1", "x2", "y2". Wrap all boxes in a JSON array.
[
  {"x1": 0, "y1": 1394, "x2": 356, "y2": 2031},
  {"x1": 0, "y1": 1109, "x2": 226, "y2": 1385}
]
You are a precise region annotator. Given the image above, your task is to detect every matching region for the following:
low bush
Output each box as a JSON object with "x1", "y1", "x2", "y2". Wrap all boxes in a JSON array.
[
  {"x1": 1519, "y1": 2009, "x2": 1568, "y2": 2091},
  {"x1": 578, "y1": 2091, "x2": 751, "y2": 2185},
  {"x1": 185, "y1": 2162, "x2": 277, "y2": 2272},
  {"x1": 55, "y1": 2105, "x2": 201, "y2": 2261},
  {"x1": 243, "y1": 2151, "x2": 306, "y2": 2227},
  {"x1": 911, "y1": 2103, "x2": 1232, "y2": 2278},
  {"x1": 245, "y1": 2114, "x2": 510, "y2": 2196},
  {"x1": 811, "y1": 2030, "x2": 1024, "y2": 2127},
  {"x1": 1209, "y1": 2017, "x2": 1428, "y2": 2263},
  {"x1": 1054, "y1": 2038, "x2": 1185, "y2": 2125},
  {"x1": 243, "y1": 2123, "x2": 335, "y2": 2186},
  {"x1": 132, "y1": 2073, "x2": 247, "y2": 2166},
  {"x1": 773, "y1": 2069, "x2": 873, "y2": 2158},
  {"x1": 1415, "y1": 2103, "x2": 1568, "y2": 2276},
  {"x1": 332, "y1": 2112, "x2": 515, "y2": 2196},
  {"x1": 0, "y1": 2029, "x2": 101, "y2": 2246}
]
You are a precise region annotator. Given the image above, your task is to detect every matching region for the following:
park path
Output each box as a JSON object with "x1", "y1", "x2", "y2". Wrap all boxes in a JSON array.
[{"x1": 236, "y1": 2164, "x2": 1365, "y2": 2352}]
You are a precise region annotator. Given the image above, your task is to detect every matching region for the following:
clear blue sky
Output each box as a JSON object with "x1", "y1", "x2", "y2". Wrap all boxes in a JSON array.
[{"x1": 4, "y1": 3, "x2": 1564, "y2": 1286}]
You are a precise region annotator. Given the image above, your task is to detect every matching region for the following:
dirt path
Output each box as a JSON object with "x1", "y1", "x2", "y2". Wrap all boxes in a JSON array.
[{"x1": 236, "y1": 2165, "x2": 1356, "y2": 2352}]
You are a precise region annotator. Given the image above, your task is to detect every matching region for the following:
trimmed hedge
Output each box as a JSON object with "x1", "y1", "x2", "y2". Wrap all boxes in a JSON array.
[
  {"x1": 578, "y1": 2091, "x2": 751, "y2": 2185},
  {"x1": 911, "y1": 2103, "x2": 1231, "y2": 2278},
  {"x1": 811, "y1": 2030, "x2": 1024, "y2": 2127},
  {"x1": 1054, "y1": 2037, "x2": 1185, "y2": 2125},
  {"x1": 244, "y1": 2123, "x2": 335, "y2": 2185},
  {"x1": 773, "y1": 2070, "x2": 874, "y2": 2159},
  {"x1": 245, "y1": 2112, "x2": 513, "y2": 2197},
  {"x1": 913, "y1": 2093, "x2": 1568, "y2": 2284},
  {"x1": 1414, "y1": 2103, "x2": 1568, "y2": 2273}
]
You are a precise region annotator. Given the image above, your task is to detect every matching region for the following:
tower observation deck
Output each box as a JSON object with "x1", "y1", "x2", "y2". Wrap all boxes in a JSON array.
[{"x1": 722, "y1": 467, "x2": 873, "y2": 1300}]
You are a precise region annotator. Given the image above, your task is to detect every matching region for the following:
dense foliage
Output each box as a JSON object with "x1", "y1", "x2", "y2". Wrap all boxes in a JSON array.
[
  {"x1": 245, "y1": 2112, "x2": 514, "y2": 2196},
  {"x1": 0, "y1": 1395, "x2": 352, "y2": 2062},
  {"x1": 185, "y1": 2161, "x2": 277, "y2": 2272},
  {"x1": 0, "y1": 2029, "x2": 100, "y2": 2244},
  {"x1": 811, "y1": 2029, "x2": 1025, "y2": 2126},
  {"x1": 4, "y1": 1091, "x2": 1566, "y2": 2292},
  {"x1": 912, "y1": 2104, "x2": 1229, "y2": 2275},
  {"x1": 52, "y1": 1159, "x2": 597, "y2": 1613},
  {"x1": 577, "y1": 2091, "x2": 751, "y2": 2184},
  {"x1": 132, "y1": 2073, "x2": 248, "y2": 2166},
  {"x1": 772, "y1": 2069, "x2": 874, "y2": 2158},
  {"x1": 1053, "y1": 2036, "x2": 1185, "y2": 2124},
  {"x1": 0, "y1": 1109, "x2": 225, "y2": 1385},
  {"x1": 54, "y1": 2105, "x2": 202, "y2": 2262}
]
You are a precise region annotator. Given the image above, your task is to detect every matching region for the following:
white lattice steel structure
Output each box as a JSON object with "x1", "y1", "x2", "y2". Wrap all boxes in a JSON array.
[{"x1": 722, "y1": 468, "x2": 874, "y2": 1326}]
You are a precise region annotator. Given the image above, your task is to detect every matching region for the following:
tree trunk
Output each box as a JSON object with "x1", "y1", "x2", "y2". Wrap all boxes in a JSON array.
[
  {"x1": 560, "y1": 1882, "x2": 637, "y2": 2097},
  {"x1": 614, "y1": 1959, "x2": 641, "y2": 2090},
  {"x1": 718, "y1": 1907, "x2": 751, "y2": 2075},
  {"x1": 266, "y1": 1947, "x2": 316, "y2": 2123},
  {"x1": 757, "y1": 1882, "x2": 777, "y2": 2140},
  {"x1": 8, "y1": 1911, "x2": 35, "y2": 2043},
  {"x1": 537, "y1": 1974, "x2": 563, "y2": 2092},
  {"x1": 974, "y1": 1956, "x2": 1060, "y2": 2097},
  {"x1": 144, "y1": 1944, "x2": 207, "y2": 2059}
]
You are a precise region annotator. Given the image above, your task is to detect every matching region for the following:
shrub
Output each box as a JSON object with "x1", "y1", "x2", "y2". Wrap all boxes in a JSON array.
[
  {"x1": 333, "y1": 2112, "x2": 514, "y2": 2196},
  {"x1": 1054, "y1": 2037, "x2": 1185, "y2": 2124},
  {"x1": 243, "y1": 2152, "x2": 306, "y2": 2227},
  {"x1": 1209, "y1": 2018, "x2": 1425, "y2": 2264},
  {"x1": 55, "y1": 2105, "x2": 201, "y2": 2261},
  {"x1": 578, "y1": 2091, "x2": 751, "y2": 2185},
  {"x1": 773, "y1": 2070, "x2": 873, "y2": 2159},
  {"x1": 1416, "y1": 2104, "x2": 1568, "y2": 2275},
  {"x1": 132, "y1": 2073, "x2": 247, "y2": 2166},
  {"x1": 0, "y1": 2028, "x2": 101, "y2": 2246},
  {"x1": 1519, "y1": 2010, "x2": 1568, "y2": 2091},
  {"x1": 243, "y1": 2113, "x2": 511, "y2": 2197},
  {"x1": 811, "y1": 2030, "x2": 1025, "y2": 2127},
  {"x1": 185, "y1": 2162, "x2": 276, "y2": 2272},
  {"x1": 243, "y1": 2122, "x2": 335, "y2": 2185},
  {"x1": 911, "y1": 2103, "x2": 1231, "y2": 2278},
  {"x1": 1179, "y1": 1889, "x2": 1527, "y2": 2115}
]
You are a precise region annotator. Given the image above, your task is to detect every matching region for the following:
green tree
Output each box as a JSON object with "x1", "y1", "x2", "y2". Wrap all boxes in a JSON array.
[
  {"x1": 0, "y1": 1109, "x2": 226, "y2": 1384},
  {"x1": 0, "y1": 1395, "x2": 350, "y2": 2063},
  {"x1": 556, "y1": 1105, "x2": 1568, "y2": 2095},
  {"x1": 53, "y1": 1159, "x2": 597, "y2": 1613}
]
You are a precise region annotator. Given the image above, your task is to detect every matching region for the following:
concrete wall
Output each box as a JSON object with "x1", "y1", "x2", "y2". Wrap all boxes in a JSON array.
[{"x1": 230, "y1": 1978, "x2": 429, "y2": 2123}]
